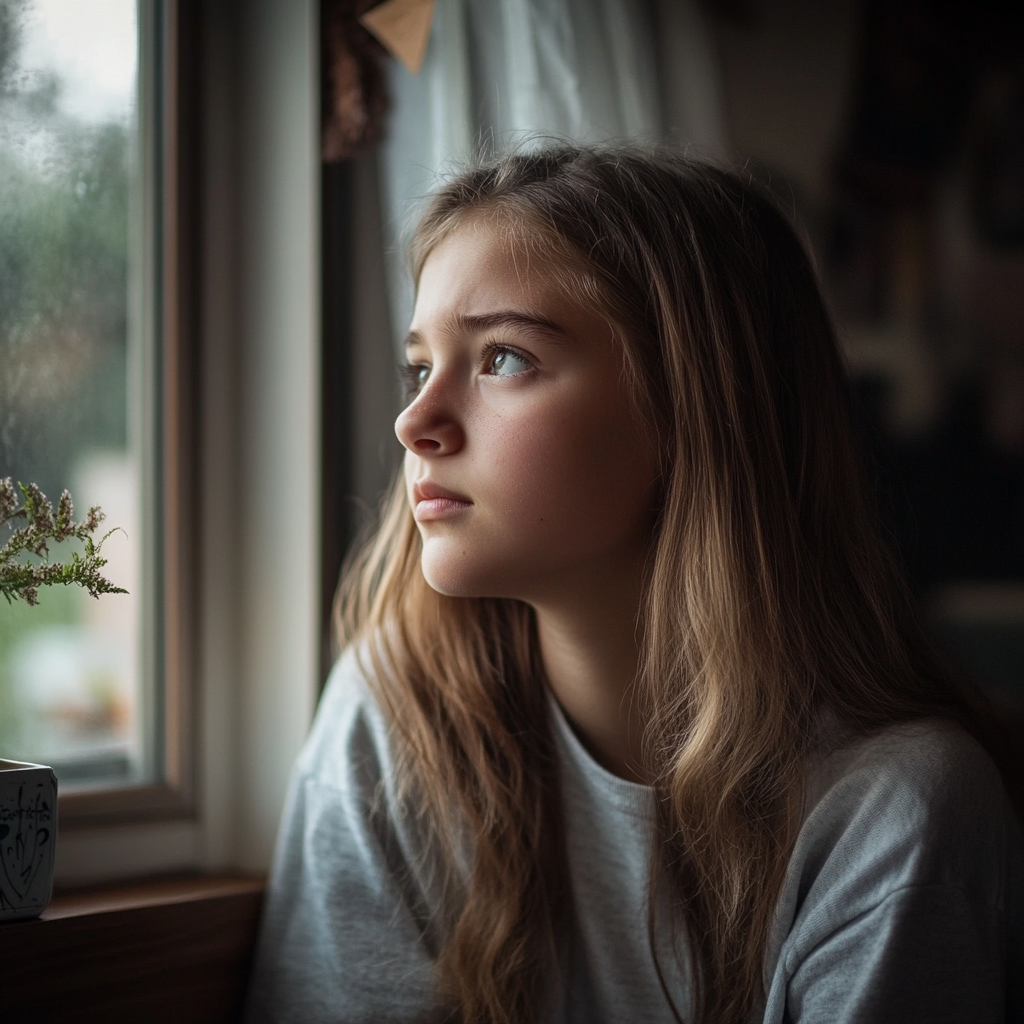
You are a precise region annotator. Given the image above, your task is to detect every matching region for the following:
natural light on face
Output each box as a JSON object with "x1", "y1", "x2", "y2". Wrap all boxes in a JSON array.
[
  {"x1": 0, "y1": 0, "x2": 140, "y2": 786},
  {"x1": 396, "y1": 215, "x2": 661, "y2": 609}
]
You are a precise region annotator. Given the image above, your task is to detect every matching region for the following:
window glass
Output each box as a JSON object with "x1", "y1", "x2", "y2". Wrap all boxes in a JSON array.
[{"x1": 0, "y1": 0, "x2": 146, "y2": 788}]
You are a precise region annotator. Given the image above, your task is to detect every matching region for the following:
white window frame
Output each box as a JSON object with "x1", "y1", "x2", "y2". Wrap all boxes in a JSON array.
[{"x1": 55, "y1": 0, "x2": 320, "y2": 885}]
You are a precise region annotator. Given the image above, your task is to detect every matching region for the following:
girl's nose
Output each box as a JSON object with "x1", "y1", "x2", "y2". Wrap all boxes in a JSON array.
[{"x1": 394, "y1": 383, "x2": 465, "y2": 457}]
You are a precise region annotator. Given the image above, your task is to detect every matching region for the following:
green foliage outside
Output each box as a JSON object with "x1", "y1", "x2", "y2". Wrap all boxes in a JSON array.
[
  {"x1": 0, "y1": 0, "x2": 133, "y2": 758},
  {"x1": 0, "y1": 0, "x2": 130, "y2": 500}
]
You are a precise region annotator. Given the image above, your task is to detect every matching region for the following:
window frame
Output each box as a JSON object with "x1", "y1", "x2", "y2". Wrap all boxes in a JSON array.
[
  {"x1": 46, "y1": 0, "x2": 321, "y2": 885},
  {"x1": 57, "y1": 0, "x2": 199, "y2": 829}
]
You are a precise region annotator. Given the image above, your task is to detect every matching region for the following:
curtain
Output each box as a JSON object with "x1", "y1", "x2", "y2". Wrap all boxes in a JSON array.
[{"x1": 378, "y1": 0, "x2": 723, "y2": 346}]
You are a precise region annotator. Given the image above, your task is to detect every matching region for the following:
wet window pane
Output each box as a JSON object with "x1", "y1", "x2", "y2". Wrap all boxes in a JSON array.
[{"x1": 0, "y1": 0, "x2": 145, "y2": 788}]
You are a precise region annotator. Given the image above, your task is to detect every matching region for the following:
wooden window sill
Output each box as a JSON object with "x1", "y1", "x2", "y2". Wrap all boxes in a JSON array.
[{"x1": 1, "y1": 874, "x2": 266, "y2": 1024}]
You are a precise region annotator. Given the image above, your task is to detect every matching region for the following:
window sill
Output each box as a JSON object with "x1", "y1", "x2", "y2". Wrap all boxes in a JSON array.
[{"x1": 1, "y1": 874, "x2": 265, "y2": 1024}]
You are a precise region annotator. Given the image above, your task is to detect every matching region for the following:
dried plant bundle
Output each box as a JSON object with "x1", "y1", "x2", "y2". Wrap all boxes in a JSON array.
[{"x1": 0, "y1": 477, "x2": 127, "y2": 607}]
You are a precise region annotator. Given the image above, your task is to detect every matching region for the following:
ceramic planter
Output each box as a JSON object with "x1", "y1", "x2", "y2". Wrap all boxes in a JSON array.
[{"x1": 0, "y1": 759, "x2": 57, "y2": 921}]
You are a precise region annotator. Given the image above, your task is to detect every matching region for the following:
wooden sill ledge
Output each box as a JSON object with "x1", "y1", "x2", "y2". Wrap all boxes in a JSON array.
[{"x1": 1, "y1": 874, "x2": 266, "y2": 1024}]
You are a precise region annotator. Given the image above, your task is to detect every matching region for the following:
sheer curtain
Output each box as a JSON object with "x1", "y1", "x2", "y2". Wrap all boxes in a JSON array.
[{"x1": 378, "y1": 0, "x2": 724, "y2": 345}]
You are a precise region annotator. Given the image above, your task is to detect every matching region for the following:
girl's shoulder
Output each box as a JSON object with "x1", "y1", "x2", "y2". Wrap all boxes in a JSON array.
[
  {"x1": 764, "y1": 719, "x2": 1024, "y2": 1020},
  {"x1": 246, "y1": 648, "x2": 445, "y2": 1024},
  {"x1": 794, "y1": 717, "x2": 1023, "y2": 923},
  {"x1": 808, "y1": 717, "x2": 1012, "y2": 832},
  {"x1": 293, "y1": 645, "x2": 398, "y2": 794},
  {"x1": 763, "y1": 719, "x2": 1024, "y2": 1020}
]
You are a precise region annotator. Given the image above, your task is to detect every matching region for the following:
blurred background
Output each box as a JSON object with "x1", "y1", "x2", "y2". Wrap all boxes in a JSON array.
[{"x1": 0, "y1": 0, "x2": 141, "y2": 785}]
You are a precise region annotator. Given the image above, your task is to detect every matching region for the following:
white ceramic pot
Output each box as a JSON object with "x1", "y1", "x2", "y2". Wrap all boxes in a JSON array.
[{"x1": 0, "y1": 759, "x2": 58, "y2": 921}]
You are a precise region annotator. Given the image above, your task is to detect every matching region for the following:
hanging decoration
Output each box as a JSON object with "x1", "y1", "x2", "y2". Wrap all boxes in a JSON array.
[{"x1": 360, "y1": 0, "x2": 437, "y2": 76}]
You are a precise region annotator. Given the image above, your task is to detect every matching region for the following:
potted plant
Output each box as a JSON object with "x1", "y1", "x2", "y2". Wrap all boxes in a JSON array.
[{"x1": 0, "y1": 478, "x2": 124, "y2": 921}]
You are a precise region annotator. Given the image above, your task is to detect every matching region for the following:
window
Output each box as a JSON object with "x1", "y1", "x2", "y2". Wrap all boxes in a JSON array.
[
  {"x1": 0, "y1": 0, "x2": 318, "y2": 886},
  {"x1": 0, "y1": 0, "x2": 196, "y2": 825}
]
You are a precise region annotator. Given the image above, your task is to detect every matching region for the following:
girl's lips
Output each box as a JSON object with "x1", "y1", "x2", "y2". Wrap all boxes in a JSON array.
[
  {"x1": 414, "y1": 496, "x2": 473, "y2": 522},
  {"x1": 412, "y1": 481, "x2": 472, "y2": 522}
]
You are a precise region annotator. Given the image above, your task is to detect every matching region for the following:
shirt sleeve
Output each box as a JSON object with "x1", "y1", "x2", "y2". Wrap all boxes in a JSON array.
[
  {"x1": 765, "y1": 721, "x2": 1024, "y2": 1024},
  {"x1": 244, "y1": 658, "x2": 446, "y2": 1024},
  {"x1": 787, "y1": 882, "x2": 1006, "y2": 1024}
]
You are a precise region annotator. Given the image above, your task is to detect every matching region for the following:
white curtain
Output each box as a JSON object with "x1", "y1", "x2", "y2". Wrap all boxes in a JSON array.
[{"x1": 378, "y1": 0, "x2": 725, "y2": 345}]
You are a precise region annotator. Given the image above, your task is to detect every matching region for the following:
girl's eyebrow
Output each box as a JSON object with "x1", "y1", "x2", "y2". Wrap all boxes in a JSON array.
[
  {"x1": 455, "y1": 310, "x2": 565, "y2": 335},
  {"x1": 404, "y1": 310, "x2": 566, "y2": 349}
]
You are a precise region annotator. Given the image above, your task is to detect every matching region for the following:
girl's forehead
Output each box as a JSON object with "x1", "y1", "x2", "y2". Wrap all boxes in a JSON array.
[
  {"x1": 415, "y1": 213, "x2": 605, "y2": 324},
  {"x1": 420, "y1": 208, "x2": 584, "y2": 277},
  {"x1": 416, "y1": 220, "x2": 570, "y2": 313},
  {"x1": 409, "y1": 223, "x2": 620, "y2": 357}
]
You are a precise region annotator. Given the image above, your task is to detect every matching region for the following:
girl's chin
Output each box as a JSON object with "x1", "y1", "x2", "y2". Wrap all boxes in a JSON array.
[
  {"x1": 421, "y1": 567, "x2": 496, "y2": 600},
  {"x1": 419, "y1": 552, "x2": 521, "y2": 601}
]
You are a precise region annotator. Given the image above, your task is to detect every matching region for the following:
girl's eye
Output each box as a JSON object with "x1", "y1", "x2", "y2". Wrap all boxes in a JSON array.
[
  {"x1": 486, "y1": 347, "x2": 532, "y2": 377},
  {"x1": 400, "y1": 363, "x2": 430, "y2": 398}
]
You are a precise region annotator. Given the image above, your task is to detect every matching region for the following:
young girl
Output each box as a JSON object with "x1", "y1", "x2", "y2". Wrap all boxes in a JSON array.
[{"x1": 246, "y1": 146, "x2": 1024, "y2": 1024}]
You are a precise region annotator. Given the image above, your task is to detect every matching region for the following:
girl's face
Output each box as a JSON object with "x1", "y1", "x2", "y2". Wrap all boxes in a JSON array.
[{"x1": 396, "y1": 215, "x2": 660, "y2": 605}]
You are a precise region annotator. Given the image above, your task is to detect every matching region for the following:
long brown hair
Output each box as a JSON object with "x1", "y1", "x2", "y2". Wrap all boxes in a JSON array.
[{"x1": 336, "y1": 145, "x2": 1012, "y2": 1024}]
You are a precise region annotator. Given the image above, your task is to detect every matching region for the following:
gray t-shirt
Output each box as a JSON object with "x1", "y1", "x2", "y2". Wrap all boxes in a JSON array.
[{"x1": 245, "y1": 650, "x2": 1024, "y2": 1023}]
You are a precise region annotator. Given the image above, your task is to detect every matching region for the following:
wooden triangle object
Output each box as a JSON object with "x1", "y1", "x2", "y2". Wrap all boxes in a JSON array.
[{"x1": 360, "y1": 0, "x2": 436, "y2": 76}]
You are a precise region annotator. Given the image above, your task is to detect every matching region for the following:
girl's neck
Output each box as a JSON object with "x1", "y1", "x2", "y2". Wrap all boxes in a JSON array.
[{"x1": 533, "y1": 561, "x2": 650, "y2": 784}]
